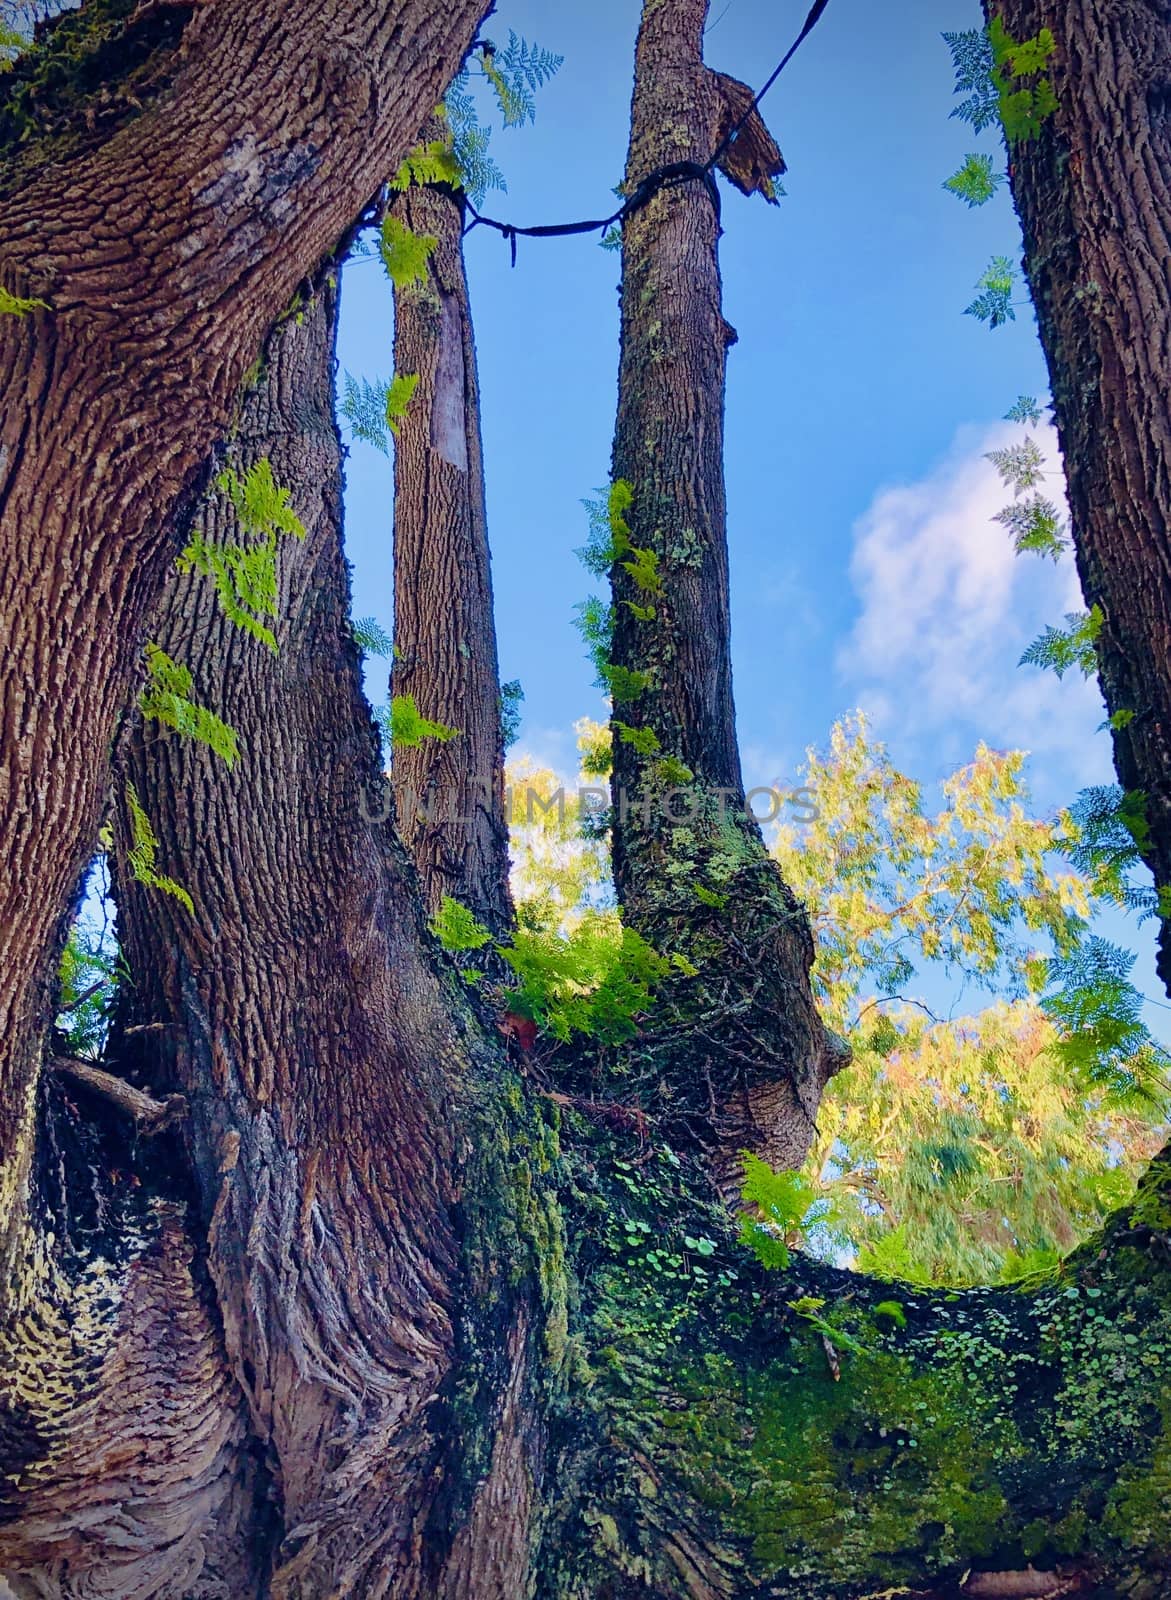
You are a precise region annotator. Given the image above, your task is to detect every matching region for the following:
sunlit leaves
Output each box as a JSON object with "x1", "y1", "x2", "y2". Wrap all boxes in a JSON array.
[
  {"x1": 385, "y1": 694, "x2": 459, "y2": 748},
  {"x1": 379, "y1": 215, "x2": 438, "y2": 290},
  {"x1": 944, "y1": 152, "x2": 1004, "y2": 207},
  {"x1": 139, "y1": 644, "x2": 240, "y2": 767},
  {"x1": 1019, "y1": 606, "x2": 1103, "y2": 679}
]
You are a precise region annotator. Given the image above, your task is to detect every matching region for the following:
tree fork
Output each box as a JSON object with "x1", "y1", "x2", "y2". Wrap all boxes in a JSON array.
[{"x1": 0, "y1": 0, "x2": 491, "y2": 1264}]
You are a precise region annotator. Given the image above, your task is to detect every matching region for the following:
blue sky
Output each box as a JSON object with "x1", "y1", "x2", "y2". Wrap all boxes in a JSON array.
[{"x1": 335, "y1": 0, "x2": 1166, "y2": 1018}]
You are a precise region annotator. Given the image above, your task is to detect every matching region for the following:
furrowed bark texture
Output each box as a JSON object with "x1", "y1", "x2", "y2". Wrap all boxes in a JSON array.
[
  {"x1": 1, "y1": 284, "x2": 555, "y2": 1599},
  {"x1": 987, "y1": 0, "x2": 1171, "y2": 991},
  {"x1": 0, "y1": 0, "x2": 489, "y2": 1259},
  {"x1": 389, "y1": 143, "x2": 514, "y2": 942},
  {"x1": 607, "y1": 0, "x2": 841, "y2": 1189}
]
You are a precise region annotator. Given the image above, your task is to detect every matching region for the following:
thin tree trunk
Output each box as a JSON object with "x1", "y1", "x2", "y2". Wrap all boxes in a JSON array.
[
  {"x1": 0, "y1": 0, "x2": 489, "y2": 1259},
  {"x1": 607, "y1": 0, "x2": 842, "y2": 1189},
  {"x1": 988, "y1": 0, "x2": 1171, "y2": 990},
  {"x1": 389, "y1": 131, "x2": 514, "y2": 941}
]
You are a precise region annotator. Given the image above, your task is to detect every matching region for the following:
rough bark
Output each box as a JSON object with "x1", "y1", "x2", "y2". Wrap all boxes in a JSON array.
[
  {"x1": 1, "y1": 280, "x2": 555, "y2": 1599},
  {"x1": 987, "y1": 0, "x2": 1171, "y2": 991},
  {"x1": 605, "y1": 0, "x2": 842, "y2": 1189},
  {"x1": 0, "y1": 0, "x2": 489, "y2": 1261},
  {"x1": 388, "y1": 132, "x2": 514, "y2": 942}
]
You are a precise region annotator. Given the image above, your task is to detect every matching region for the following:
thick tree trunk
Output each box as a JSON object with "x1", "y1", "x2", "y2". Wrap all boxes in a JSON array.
[
  {"x1": 988, "y1": 0, "x2": 1171, "y2": 991},
  {"x1": 108, "y1": 282, "x2": 552, "y2": 1598},
  {"x1": 606, "y1": 0, "x2": 841, "y2": 1188},
  {"x1": 0, "y1": 0, "x2": 489, "y2": 1257},
  {"x1": 389, "y1": 136, "x2": 514, "y2": 941},
  {"x1": 0, "y1": 279, "x2": 555, "y2": 1599}
]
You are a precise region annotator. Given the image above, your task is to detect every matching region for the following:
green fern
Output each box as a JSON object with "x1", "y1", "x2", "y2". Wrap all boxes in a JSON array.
[
  {"x1": 124, "y1": 783, "x2": 193, "y2": 914},
  {"x1": 602, "y1": 663, "x2": 654, "y2": 704},
  {"x1": 614, "y1": 721, "x2": 661, "y2": 756},
  {"x1": 966, "y1": 255, "x2": 1018, "y2": 329},
  {"x1": 379, "y1": 215, "x2": 438, "y2": 290},
  {"x1": 386, "y1": 372, "x2": 420, "y2": 437},
  {"x1": 1005, "y1": 395, "x2": 1043, "y2": 425},
  {"x1": 391, "y1": 137, "x2": 462, "y2": 193},
  {"x1": 994, "y1": 494, "x2": 1067, "y2": 560},
  {"x1": 432, "y1": 895, "x2": 493, "y2": 952},
  {"x1": 387, "y1": 694, "x2": 460, "y2": 748},
  {"x1": 501, "y1": 679, "x2": 525, "y2": 748},
  {"x1": 0, "y1": 285, "x2": 48, "y2": 315},
  {"x1": 351, "y1": 616, "x2": 394, "y2": 657},
  {"x1": 1020, "y1": 606, "x2": 1103, "y2": 679},
  {"x1": 989, "y1": 17, "x2": 1059, "y2": 143},
  {"x1": 179, "y1": 459, "x2": 306, "y2": 653},
  {"x1": 944, "y1": 152, "x2": 1003, "y2": 207},
  {"x1": 987, "y1": 435, "x2": 1046, "y2": 492},
  {"x1": 341, "y1": 373, "x2": 392, "y2": 454},
  {"x1": 139, "y1": 644, "x2": 240, "y2": 766},
  {"x1": 738, "y1": 1153, "x2": 822, "y2": 1271}
]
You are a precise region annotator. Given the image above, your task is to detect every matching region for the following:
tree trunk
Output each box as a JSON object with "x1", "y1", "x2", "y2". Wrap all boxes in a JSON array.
[
  {"x1": 0, "y1": 0, "x2": 489, "y2": 1258},
  {"x1": 103, "y1": 280, "x2": 550, "y2": 1598},
  {"x1": 388, "y1": 131, "x2": 514, "y2": 942},
  {"x1": 606, "y1": 0, "x2": 842, "y2": 1189},
  {"x1": 988, "y1": 0, "x2": 1171, "y2": 991}
]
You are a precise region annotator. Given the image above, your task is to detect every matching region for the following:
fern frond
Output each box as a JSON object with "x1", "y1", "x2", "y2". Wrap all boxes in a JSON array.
[
  {"x1": 1019, "y1": 606, "x2": 1102, "y2": 679},
  {"x1": 379, "y1": 215, "x2": 438, "y2": 290},
  {"x1": 341, "y1": 373, "x2": 391, "y2": 454},
  {"x1": 139, "y1": 644, "x2": 240, "y2": 766},
  {"x1": 124, "y1": 783, "x2": 194, "y2": 914}
]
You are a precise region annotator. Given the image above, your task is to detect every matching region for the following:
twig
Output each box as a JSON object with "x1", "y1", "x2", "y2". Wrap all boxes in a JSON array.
[{"x1": 52, "y1": 1058, "x2": 186, "y2": 1134}]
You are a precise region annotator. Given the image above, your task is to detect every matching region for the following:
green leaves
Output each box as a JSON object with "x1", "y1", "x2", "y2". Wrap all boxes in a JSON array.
[
  {"x1": 500, "y1": 917, "x2": 677, "y2": 1045},
  {"x1": 341, "y1": 374, "x2": 392, "y2": 454},
  {"x1": 1019, "y1": 605, "x2": 1103, "y2": 679},
  {"x1": 385, "y1": 373, "x2": 420, "y2": 437},
  {"x1": 1042, "y1": 936, "x2": 1171, "y2": 1105},
  {"x1": 994, "y1": 494, "x2": 1068, "y2": 560},
  {"x1": 431, "y1": 896, "x2": 492, "y2": 952},
  {"x1": 139, "y1": 644, "x2": 240, "y2": 767},
  {"x1": 602, "y1": 663, "x2": 654, "y2": 704},
  {"x1": 501, "y1": 679, "x2": 525, "y2": 748},
  {"x1": 614, "y1": 721, "x2": 661, "y2": 756},
  {"x1": 738, "y1": 1155, "x2": 834, "y2": 1272},
  {"x1": 0, "y1": 285, "x2": 48, "y2": 316},
  {"x1": 989, "y1": 17, "x2": 1059, "y2": 143},
  {"x1": 180, "y1": 459, "x2": 306, "y2": 653},
  {"x1": 391, "y1": 138, "x2": 462, "y2": 193},
  {"x1": 945, "y1": 20, "x2": 1059, "y2": 146},
  {"x1": 379, "y1": 215, "x2": 438, "y2": 290},
  {"x1": 944, "y1": 153, "x2": 1004, "y2": 208},
  {"x1": 124, "y1": 783, "x2": 193, "y2": 914},
  {"x1": 966, "y1": 255, "x2": 1018, "y2": 328},
  {"x1": 386, "y1": 694, "x2": 460, "y2": 749},
  {"x1": 1005, "y1": 395, "x2": 1044, "y2": 425},
  {"x1": 987, "y1": 434, "x2": 1046, "y2": 491},
  {"x1": 351, "y1": 616, "x2": 394, "y2": 657}
]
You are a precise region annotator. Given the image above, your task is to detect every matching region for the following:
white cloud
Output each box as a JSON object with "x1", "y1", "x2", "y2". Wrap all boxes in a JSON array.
[{"x1": 839, "y1": 422, "x2": 1112, "y2": 806}]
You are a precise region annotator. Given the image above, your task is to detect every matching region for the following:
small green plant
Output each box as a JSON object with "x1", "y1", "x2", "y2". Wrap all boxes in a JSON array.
[
  {"x1": 124, "y1": 783, "x2": 193, "y2": 913},
  {"x1": 738, "y1": 1153, "x2": 824, "y2": 1270},
  {"x1": 431, "y1": 896, "x2": 493, "y2": 952},
  {"x1": 614, "y1": 721, "x2": 660, "y2": 756},
  {"x1": 501, "y1": 680, "x2": 525, "y2": 748},
  {"x1": 499, "y1": 913, "x2": 684, "y2": 1045},
  {"x1": 56, "y1": 919, "x2": 122, "y2": 1061},
  {"x1": 966, "y1": 255, "x2": 1018, "y2": 329},
  {"x1": 351, "y1": 616, "x2": 394, "y2": 657},
  {"x1": 385, "y1": 373, "x2": 420, "y2": 437},
  {"x1": 180, "y1": 458, "x2": 306, "y2": 652},
  {"x1": 379, "y1": 215, "x2": 438, "y2": 290},
  {"x1": 0, "y1": 285, "x2": 48, "y2": 315},
  {"x1": 139, "y1": 644, "x2": 240, "y2": 767},
  {"x1": 943, "y1": 152, "x2": 1003, "y2": 207},
  {"x1": 386, "y1": 694, "x2": 460, "y2": 749},
  {"x1": 391, "y1": 137, "x2": 463, "y2": 193},
  {"x1": 1019, "y1": 606, "x2": 1103, "y2": 679}
]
